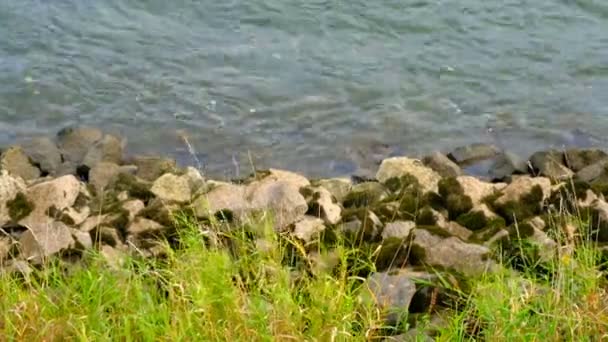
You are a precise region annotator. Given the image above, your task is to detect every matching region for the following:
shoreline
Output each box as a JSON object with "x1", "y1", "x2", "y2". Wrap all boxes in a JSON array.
[{"x1": 1, "y1": 126, "x2": 608, "y2": 339}]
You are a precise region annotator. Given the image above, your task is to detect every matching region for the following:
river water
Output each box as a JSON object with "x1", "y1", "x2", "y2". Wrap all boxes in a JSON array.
[{"x1": 1, "y1": 1, "x2": 608, "y2": 177}]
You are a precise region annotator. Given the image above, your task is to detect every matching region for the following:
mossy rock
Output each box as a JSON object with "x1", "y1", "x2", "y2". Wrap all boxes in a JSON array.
[
  {"x1": 438, "y1": 177, "x2": 464, "y2": 198},
  {"x1": 6, "y1": 192, "x2": 34, "y2": 222},
  {"x1": 415, "y1": 225, "x2": 454, "y2": 239},
  {"x1": 445, "y1": 194, "x2": 473, "y2": 220},
  {"x1": 455, "y1": 211, "x2": 487, "y2": 231},
  {"x1": 491, "y1": 185, "x2": 544, "y2": 224},
  {"x1": 343, "y1": 182, "x2": 387, "y2": 208},
  {"x1": 469, "y1": 223, "x2": 507, "y2": 245},
  {"x1": 109, "y1": 173, "x2": 155, "y2": 202},
  {"x1": 383, "y1": 174, "x2": 421, "y2": 195},
  {"x1": 374, "y1": 237, "x2": 410, "y2": 271},
  {"x1": 415, "y1": 207, "x2": 437, "y2": 226}
]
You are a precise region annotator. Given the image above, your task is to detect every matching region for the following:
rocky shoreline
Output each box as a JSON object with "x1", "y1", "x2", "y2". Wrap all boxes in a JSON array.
[{"x1": 1, "y1": 126, "x2": 608, "y2": 337}]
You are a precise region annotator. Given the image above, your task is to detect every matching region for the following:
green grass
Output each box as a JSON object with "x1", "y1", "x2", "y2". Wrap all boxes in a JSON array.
[{"x1": 1, "y1": 211, "x2": 607, "y2": 341}]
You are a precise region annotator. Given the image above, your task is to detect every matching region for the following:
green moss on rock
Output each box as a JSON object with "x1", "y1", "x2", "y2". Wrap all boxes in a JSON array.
[
  {"x1": 415, "y1": 207, "x2": 437, "y2": 226},
  {"x1": 111, "y1": 173, "x2": 155, "y2": 202},
  {"x1": 445, "y1": 194, "x2": 473, "y2": 220},
  {"x1": 492, "y1": 185, "x2": 544, "y2": 224},
  {"x1": 375, "y1": 237, "x2": 410, "y2": 271},
  {"x1": 6, "y1": 192, "x2": 34, "y2": 221},
  {"x1": 456, "y1": 211, "x2": 487, "y2": 231}
]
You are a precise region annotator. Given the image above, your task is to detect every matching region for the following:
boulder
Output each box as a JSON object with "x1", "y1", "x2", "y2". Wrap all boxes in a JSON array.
[
  {"x1": 82, "y1": 134, "x2": 124, "y2": 168},
  {"x1": 57, "y1": 126, "x2": 103, "y2": 164},
  {"x1": 246, "y1": 179, "x2": 308, "y2": 230},
  {"x1": 457, "y1": 176, "x2": 506, "y2": 206},
  {"x1": 264, "y1": 169, "x2": 310, "y2": 189},
  {"x1": 71, "y1": 228, "x2": 93, "y2": 250},
  {"x1": 314, "y1": 178, "x2": 352, "y2": 203},
  {"x1": 367, "y1": 270, "x2": 418, "y2": 325},
  {"x1": 122, "y1": 199, "x2": 145, "y2": 221},
  {"x1": 489, "y1": 152, "x2": 527, "y2": 181},
  {"x1": 293, "y1": 216, "x2": 326, "y2": 242},
  {"x1": 529, "y1": 150, "x2": 573, "y2": 180},
  {"x1": 495, "y1": 176, "x2": 552, "y2": 206},
  {"x1": 0, "y1": 146, "x2": 41, "y2": 180},
  {"x1": 127, "y1": 217, "x2": 166, "y2": 238},
  {"x1": 447, "y1": 143, "x2": 500, "y2": 165},
  {"x1": 183, "y1": 166, "x2": 205, "y2": 194},
  {"x1": 132, "y1": 156, "x2": 177, "y2": 181},
  {"x1": 89, "y1": 162, "x2": 121, "y2": 193},
  {"x1": 576, "y1": 158, "x2": 608, "y2": 183},
  {"x1": 376, "y1": 157, "x2": 441, "y2": 193},
  {"x1": 564, "y1": 149, "x2": 607, "y2": 172},
  {"x1": 19, "y1": 221, "x2": 75, "y2": 262},
  {"x1": 343, "y1": 182, "x2": 388, "y2": 208},
  {"x1": 382, "y1": 220, "x2": 415, "y2": 240},
  {"x1": 341, "y1": 209, "x2": 383, "y2": 241},
  {"x1": 0, "y1": 170, "x2": 27, "y2": 226},
  {"x1": 99, "y1": 245, "x2": 126, "y2": 270},
  {"x1": 411, "y1": 229, "x2": 493, "y2": 276},
  {"x1": 20, "y1": 137, "x2": 62, "y2": 175},
  {"x1": 423, "y1": 151, "x2": 462, "y2": 178},
  {"x1": 306, "y1": 186, "x2": 341, "y2": 225},
  {"x1": 192, "y1": 183, "x2": 249, "y2": 218},
  {"x1": 150, "y1": 173, "x2": 192, "y2": 203},
  {"x1": 19, "y1": 175, "x2": 82, "y2": 227}
]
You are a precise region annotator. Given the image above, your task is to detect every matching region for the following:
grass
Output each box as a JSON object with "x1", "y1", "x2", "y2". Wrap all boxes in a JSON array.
[{"x1": 1, "y1": 209, "x2": 608, "y2": 341}]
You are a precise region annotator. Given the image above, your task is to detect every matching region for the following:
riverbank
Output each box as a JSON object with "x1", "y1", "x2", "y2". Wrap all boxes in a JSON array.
[{"x1": 1, "y1": 126, "x2": 607, "y2": 340}]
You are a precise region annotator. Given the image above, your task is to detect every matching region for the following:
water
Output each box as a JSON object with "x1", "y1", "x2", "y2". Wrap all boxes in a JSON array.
[{"x1": 1, "y1": 1, "x2": 608, "y2": 178}]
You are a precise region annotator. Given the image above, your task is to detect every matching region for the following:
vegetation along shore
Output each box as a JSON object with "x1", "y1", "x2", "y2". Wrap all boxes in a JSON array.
[{"x1": 0, "y1": 126, "x2": 607, "y2": 340}]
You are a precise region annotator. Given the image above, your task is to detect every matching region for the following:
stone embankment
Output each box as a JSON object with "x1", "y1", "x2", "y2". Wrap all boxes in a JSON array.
[{"x1": 1, "y1": 126, "x2": 608, "y2": 334}]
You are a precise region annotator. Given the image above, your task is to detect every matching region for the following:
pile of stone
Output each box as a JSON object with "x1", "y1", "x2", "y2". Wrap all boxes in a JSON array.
[{"x1": 1, "y1": 127, "x2": 608, "y2": 339}]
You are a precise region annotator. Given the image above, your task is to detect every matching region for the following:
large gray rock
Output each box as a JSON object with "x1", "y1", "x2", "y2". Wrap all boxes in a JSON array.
[
  {"x1": 495, "y1": 176, "x2": 552, "y2": 206},
  {"x1": 314, "y1": 178, "x2": 352, "y2": 203},
  {"x1": 246, "y1": 179, "x2": 308, "y2": 230},
  {"x1": 82, "y1": 134, "x2": 124, "y2": 168},
  {"x1": 382, "y1": 220, "x2": 415, "y2": 240},
  {"x1": 20, "y1": 137, "x2": 62, "y2": 175},
  {"x1": 293, "y1": 216, "x2": 326, "y2": 242},
  {"x1": 376, "y1": 157, "x2": 441, "y2": 193},
  {"x1": 367, "y1": 269, "x2": 435, "y2": 325},
  {"x1": 127, "y1": 217, "x2": 166, "y2": 237},
  {"x1": 19, "y1": 221, "x2": 75, "y2": 263},
  {"x1": 564, "y1": 149, "x2": 608, "y2": 172},
  {"x1": 0, "y1": 170, "x2": 27, "y2": 226},
  {"x1": 132, "y1": 156, "x2": 177, "y2": 181},
  {"x1": 89, "y1": 162, "x2": 121, "y2": 193},
  {"x1": 0, "y1": 146, "x2": 41, "y2": 180},
  {"x1": 529, "y1": 150, "x2": 573, "y2": 180},
  {"x1": 489, "y1": 151, "x2": 527, "y2": 181},
  {"x1": 150, "y1": 173, "x2": 192, "y2": 203},
  {"x1": 423, "y1": 151, "x2": 462, "y2": 178},
  {"x1": 306, "y1": 186, "x2": 341, "y2": 225},
  {"x1": 576, "y1": 158, "x2": 608, "y2": 184},
  {"x1": 19, "y1": 175, "x2": 82, "y2": 227},
  {"x1": 411, "y1": 229, "x2": 493, "y2": 276},
  {"x1": 57, "y1": 127, "x2": 103, "y2": 164},
  {"x1": 457, "y1": 176, "x2": 506, "y2": 207},
  {"x1": 448, "y1": 143, "x2": 500, "y2": 165},
  {"x1": 192, "y1": 183, "x2": 249, "y2": 217}
]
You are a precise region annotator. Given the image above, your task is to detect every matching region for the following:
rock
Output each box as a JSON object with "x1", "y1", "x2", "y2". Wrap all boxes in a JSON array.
[
  {"x1": 438, "y1": 221, "x2": 473, "y2": 241},
  {"x1": 127, "y1": 217, "x2": 166, "y2": 238},
  {"x1": 122, "y1": 199, "x2": 145, "y2": 221},
  {"x1": 495, "y1": 176, "x2": 552, "y2": 206},
  {"x1": 0, "y1": 236, "x2": 11, "y2": 261},
  {"x1": 314, "y1": 178, "x2": 352, "y2": 203},
  {"x1": 19, "y1": 175, "x2": 82, "y2": 227},
  {"x1": 79, "y1": 214, "x2": 107, "y2": 233},
  {"x1": 71, "y1": 228, "x2": 93, "y2": 250},
  {"x1": 526, "y1": 216, "x2": 547, "y2": 231},
  {"x1": 376, "y1": 157, "x2": 441, "y2": 193},
  {"x1": 246, "y1": 179, "x2": 308, "y2": 230},
  {"x1": 457, "y1": 176, "x2": 506, "y2": 207},
  {"x1": 411, "y1": 229, "x2": 493, "y2": 276},
  {"x1": 489, "y1": 152, "x2": 527, "y2": 181},
  {"x1": 343, "y1": 182, "x2": 388, "y2": 208},
  {"x1": 0, "y1": 146, "x2": 41, "y2": 180},
  {"x1": 100, "y1": 245, "x2": 125, "y2": 270},
  {"x1": 19, "y1": 221, "x2": 75, "y2": 262},
  {"x1": 382, "y1": 220, "x2": 415, "y2": 240},
  {"x1": 589, "y1": 199, "x2": 608, "y2": 242},
  {"x1": 576, "y1": 158, "x2": 608, "y2": 183},
  {"x1": 93, "y1": 226, "x2": 122, "y2": 247},
  {"x1": 183, "y1": 166, "x2": 205, "y2": 193},
  {"x1": 82, "y1": 134, "x2": 124, "y2": 168},
  {"x1": 367, "y1": 270, "x2": 417, "y2": 325},
  {"x1": 3, "y1": 260, "x2": 33, "y2": 278},
  {"x1": 89, "y1": 162, "x2": 121, "y2": 193},
  {"x1": 306, "y1": 187, "x2": 341, "y2": 225},
  {"x1": 264, "y1": 169, "x2": 310, "y2": 189},
  {"x1": 150, "y1": 173, "x2": 192, "y2": 203},
  {"x1": 423, "y1": 151, "x2": 462, "y2": 178},
  {"x1": 0, "y1": 170, "x2": 27, "y2": 226},
  {"x1": 341, "y1": 209, "x2": 383, "y2": 241},
  {"x1": 293, "y1": 216, "x2": 326, "y2": 242},
  {"x1": 55, "y1": 206, "x2": 91, "y2": 226},
  {"x1": 192, "y1": 183, "x2": 248, "y2": 218},
  {"x1": 132, "y1": 156, "x2": 177, "y2": 181},
  {"x1": 564, "y1": 149, "x2": 608, "y2": 173},
  {"x1": 447, "y1": 143, "x2": 500, "y2": 165},
  {"x1": 20, "y1": 137, "x2": 62, "y2": 175},
  {"x1": 57, "y1": 126, "x2": 103, "y2": 164},
  {"x1": 529, "y1": 228, "x2": 557, "y2": 263},
  {"x1": 529, "y1": 150, "x2": 573, "y2": 180}
]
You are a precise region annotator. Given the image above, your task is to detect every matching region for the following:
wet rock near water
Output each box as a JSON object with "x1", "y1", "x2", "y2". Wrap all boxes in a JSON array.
[{"x1": 2, "y1": 128, "x2": 608, "y2": 337}]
